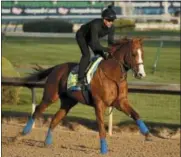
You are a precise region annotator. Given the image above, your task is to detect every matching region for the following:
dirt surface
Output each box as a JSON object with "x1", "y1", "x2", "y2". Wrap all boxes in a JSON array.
[{"x1": 2, "y1": 118, "x2": 180, "y2": 157}]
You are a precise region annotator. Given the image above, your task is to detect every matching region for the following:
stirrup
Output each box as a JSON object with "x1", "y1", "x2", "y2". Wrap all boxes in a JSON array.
[
  {"x1": 76, "y1": 81, "x2": 83, "y2": 87},
  {"x1": 77, "y1": 79, "x2": 88, "y2": 90}
]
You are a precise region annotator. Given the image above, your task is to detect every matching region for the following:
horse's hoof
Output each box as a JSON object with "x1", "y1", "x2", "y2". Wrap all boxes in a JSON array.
[
  {"x1": 101, "y1": 150, "x2": 108, "y2": 154},
  {"x1": 22, "y1": 118, "x2": 34, "y2": 135},
  {"x1": 22, "y1": 127, "x2": 32, "y2": 135},
  {"x1": 44, "y1": 143, "x2": 52, "y2": 148},
  {"x1": 44, "y1": 139, "x2": 51, "y2": 145},
  {"x1": 45, "y1": 138, "x2": 52, "y2": 146},
  {"x1": 45, "y1": 134, "x2": 52, "y2": 145},
  {"x1": 145, "y1": 133, "x2": 153, "y2": 141},
  {"x1": 100, "y1": 139, "x2": 108, "y2": 154}
]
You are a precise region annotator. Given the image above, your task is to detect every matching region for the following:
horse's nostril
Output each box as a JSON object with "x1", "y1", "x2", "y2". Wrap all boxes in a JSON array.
[{"x1": 139, "y1": 73, "x2": 146, "y2": 77}]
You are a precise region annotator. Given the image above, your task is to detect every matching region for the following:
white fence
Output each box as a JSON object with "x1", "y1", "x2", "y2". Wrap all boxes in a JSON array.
[
  {"x1": 2, "y1": 77, "x2": 180, "y2": 136},
  {"x1": 3, "y1": 32, "x2": 180, "y2": 42},
  {"x1": 2, "y1": 14, "x2": 179, "y2": 21}
]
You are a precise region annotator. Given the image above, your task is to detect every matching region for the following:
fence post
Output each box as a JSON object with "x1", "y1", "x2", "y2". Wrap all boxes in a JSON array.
[
  {"x1": 152, "y1": 40, "x2": 163, "y2": 73},
  {"x1": 108, "y1": 107, "x2": 113, "y2": 136},
  {"x1": 31, "y1": 88, "x2": 36, "y2": 128}
]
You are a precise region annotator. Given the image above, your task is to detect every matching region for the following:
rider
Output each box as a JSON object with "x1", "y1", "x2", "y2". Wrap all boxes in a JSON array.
[{"x1": 76, "y1": 5, "x2": 117, "y2": 87}]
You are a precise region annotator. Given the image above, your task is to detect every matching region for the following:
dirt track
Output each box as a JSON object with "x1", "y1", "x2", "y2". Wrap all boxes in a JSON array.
[{"x1": 2, "y1": 119, "x2": 180, "y2": 157}]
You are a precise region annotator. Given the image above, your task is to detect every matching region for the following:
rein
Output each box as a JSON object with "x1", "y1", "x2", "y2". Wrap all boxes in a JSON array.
[
  {"x1": 111, "y1": 57, "x2": 127, "y2": 81},
  {"x1": 109, "y1": 40, "x2": 132, "y2": 81},
  {"x1": 110, "y1": 40, "x2": 143, "y2": 78},
  {"x1": 102, "y1": 40, "x2": 133, "y2": 116}
]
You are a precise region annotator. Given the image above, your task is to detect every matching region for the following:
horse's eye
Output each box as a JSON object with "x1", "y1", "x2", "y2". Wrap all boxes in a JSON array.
[{"x1": 132, "y1": 53, "x2": 136, "y2": 57}]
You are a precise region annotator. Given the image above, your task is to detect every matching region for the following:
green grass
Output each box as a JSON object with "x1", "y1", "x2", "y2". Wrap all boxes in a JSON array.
[
  {"x1": 2, "y1": 90, "x2": 180, "y2": 125},
  {"x1": 2, "y1": 36, "x2": 180, "y2": 125}
]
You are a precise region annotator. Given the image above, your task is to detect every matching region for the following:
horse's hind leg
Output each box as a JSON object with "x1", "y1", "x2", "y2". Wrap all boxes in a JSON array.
[
  {"x1": 115, "y1": 98, "x2": 151, "y2": 140},
  {"x1": 21, "y1": 65, "x2": 65, "y2": 136},
  {"x1": 45, "y1": 96, "x2": 77, "y2": 145},
  {"x1": 22, "y1": 85, "x2": 59, "y2": 135},
  {"x1": 22, "y1": 99, "x2": 56, "y2": 135}
]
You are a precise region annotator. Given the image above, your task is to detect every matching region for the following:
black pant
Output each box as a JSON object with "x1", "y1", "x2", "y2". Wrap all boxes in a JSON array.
[{"x1": 76, "y1": 31, "x2": 91, "y2": 81}]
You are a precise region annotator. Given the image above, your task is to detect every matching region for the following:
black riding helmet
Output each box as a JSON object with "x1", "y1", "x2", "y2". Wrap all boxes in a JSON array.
[{"x1": 101, "y1": 5, "x2": 117, "y2": 21}]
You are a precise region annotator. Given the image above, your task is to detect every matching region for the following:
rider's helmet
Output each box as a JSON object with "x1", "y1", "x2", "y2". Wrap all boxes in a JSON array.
[{"x1": 101, "y1": 5, "x2": 117, "y2": 21}]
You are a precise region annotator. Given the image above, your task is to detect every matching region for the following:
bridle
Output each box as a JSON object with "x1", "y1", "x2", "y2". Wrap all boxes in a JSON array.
[{"x1": 109, "y1": 39, "x2": 143, "y2": 78}]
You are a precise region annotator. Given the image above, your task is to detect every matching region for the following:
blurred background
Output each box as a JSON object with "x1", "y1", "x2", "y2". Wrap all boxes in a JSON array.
[
  {"x1": 1, "y1": 1, "x2": 180, "y2": 32},
  {"x1": 1, "y1": 1, "x2": 180, "y2": 127}
]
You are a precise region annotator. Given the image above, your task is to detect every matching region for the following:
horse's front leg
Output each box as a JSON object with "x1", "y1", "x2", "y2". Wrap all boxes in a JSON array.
[
  {"x1": 95, "y1": 100, "x2": 108, "y2": 154},
  {"x1": 115, "y1": 98, "x2": 151, "y2": 140}
]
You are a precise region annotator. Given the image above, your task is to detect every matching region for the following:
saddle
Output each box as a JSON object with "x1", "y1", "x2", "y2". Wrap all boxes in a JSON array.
[
  {"x1": 67, "y1": 55, "x2": 103, "y2": 90},
  {"x1": 67, "y1": 55, "x2": 103, "y2": 103}
]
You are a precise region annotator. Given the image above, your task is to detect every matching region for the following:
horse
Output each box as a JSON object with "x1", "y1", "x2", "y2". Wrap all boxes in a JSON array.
[{"x1": 20, "y1": 37, "x2": 151, "y2": 154}]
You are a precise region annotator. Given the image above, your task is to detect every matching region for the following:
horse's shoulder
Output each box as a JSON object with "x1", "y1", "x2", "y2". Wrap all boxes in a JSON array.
[
  {"x1": 98, "y1": 59, "x2": 121, "y2": 82},
  {"x1": 100, "y1": 59, "x2": 119, "y2": 69}
]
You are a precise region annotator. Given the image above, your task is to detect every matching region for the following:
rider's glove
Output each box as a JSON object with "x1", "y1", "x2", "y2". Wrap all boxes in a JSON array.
[{"x1": 102, "y1": 51, "x2": 109, "y2": 60}]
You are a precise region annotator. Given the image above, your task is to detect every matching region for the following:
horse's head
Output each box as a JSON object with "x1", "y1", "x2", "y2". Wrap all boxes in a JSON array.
[{"x1": 110, "y1": 38, "x2": 146, "y2": 79}]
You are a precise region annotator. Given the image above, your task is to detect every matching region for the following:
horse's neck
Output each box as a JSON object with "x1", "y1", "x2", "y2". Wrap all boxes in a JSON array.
[
  {"x1": 111, "y1": 42, "x2": 131, "y2": 73},
  {"x1": 99, "y1": 59, "x2": 127, "y2": 84},
  {"x1": 112, "y1": 43, "x2": 128, "y2": 61}
]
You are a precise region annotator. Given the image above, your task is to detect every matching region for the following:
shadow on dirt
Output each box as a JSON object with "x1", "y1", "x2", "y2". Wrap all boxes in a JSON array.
[{"x1": 2, "y1": 111, "x2": 180, "y2": 139}]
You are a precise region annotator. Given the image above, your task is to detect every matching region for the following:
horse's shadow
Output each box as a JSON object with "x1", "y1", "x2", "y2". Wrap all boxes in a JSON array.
[
  {"x1": 22, "y1": 139, "x2": 45, "y2": 148},
  {"x1": 2, "y1": 111, "x2": 180, "y2": 140},
  {"x1": 2, "y1": 135, "x2": 45, "y2": 148},
  {"x1": 2, "y1": 111, "x2": 99, "y2": 131},
  {"x1": 116, "y1": 120, "x2": 180, "y2": 139},
  {"x1": 62, "y1": 117, "x2": 180, "y2": 140},
  {"x1": 60, "y1": 144, "x2": 98, "y2": 153},
  {"x1": 2, "y1": 135, "x2": 91, "y2": 150},
  {"x1": 2, "y1": 135, "x2": 99, "y2": 153},
  {"x1": 61, "y1": 116, "x2": 98, "y2": 131},
  {"x1": 2, "y1": 136, "x2": 15, "y2": 145}
]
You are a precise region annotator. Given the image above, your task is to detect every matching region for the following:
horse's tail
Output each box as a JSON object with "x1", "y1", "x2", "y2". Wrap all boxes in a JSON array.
[{"x1": 23, "y1": 66, "x2": 56, "y2": 82}]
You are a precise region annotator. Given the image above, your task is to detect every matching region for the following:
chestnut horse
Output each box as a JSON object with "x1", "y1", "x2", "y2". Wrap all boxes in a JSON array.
[{"x1": 21, "y1": 38, "x2": 150, "y2": 154}]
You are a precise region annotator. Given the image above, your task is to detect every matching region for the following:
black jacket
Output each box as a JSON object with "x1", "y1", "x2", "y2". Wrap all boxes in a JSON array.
[{"x1": 76, "y1": 18, "x2": 115, "y2": 53}]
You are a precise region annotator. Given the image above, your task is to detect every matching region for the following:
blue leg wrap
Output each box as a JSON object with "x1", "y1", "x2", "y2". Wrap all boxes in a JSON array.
[
  {"x1": 22, "y1": 117, "x2": 34, "y2": 135},
  {"x1": 100, "y1": 138, "x2": 108, "y2": 154},
  {"x1": 136, "y1": 119, "x2": 149, "y2": 134},
  {"x1": 45, "y1": 128, "x2": 52, "y2": 145}
]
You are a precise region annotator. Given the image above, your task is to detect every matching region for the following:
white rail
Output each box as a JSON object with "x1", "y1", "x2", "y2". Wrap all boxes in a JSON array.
[{"x1": 3, "y1": 32, "x2": 180, "y2": 42}]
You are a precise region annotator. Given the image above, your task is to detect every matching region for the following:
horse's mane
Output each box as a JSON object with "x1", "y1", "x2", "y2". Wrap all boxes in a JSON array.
[
  {"x1": 110, "y1": 37, "x2": 130, "y2": 54},
  {"x1": 112, "y1": 37, "x2": 130, "y2": 47}
]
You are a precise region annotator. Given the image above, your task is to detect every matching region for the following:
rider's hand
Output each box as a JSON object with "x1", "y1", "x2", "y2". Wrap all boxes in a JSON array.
[{"x1": 102, "y1": 51, "x2": 109, "y2": 60}]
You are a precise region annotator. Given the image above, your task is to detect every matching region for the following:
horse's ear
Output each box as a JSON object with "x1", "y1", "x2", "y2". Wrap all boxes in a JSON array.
[
  {"x1": 139, "y1": 38, "x2": 143, "y2": 42},
  {"x1": 132, "y1": 37, "x2": 137, "y2": 42},
  {"x1": 136, "y1": 37, "x2": 143, "y2": 43},
  {"x1": 123, "y1": 36, "x2": 128, "y2": 40}
]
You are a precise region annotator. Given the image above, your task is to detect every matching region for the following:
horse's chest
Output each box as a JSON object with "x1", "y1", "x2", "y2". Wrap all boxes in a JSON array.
[{"x1": 103, "y1": 82, "x2": 117, "y2": 101}]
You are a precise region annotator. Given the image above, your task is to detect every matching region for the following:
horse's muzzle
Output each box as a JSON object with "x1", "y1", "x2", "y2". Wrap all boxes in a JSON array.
[
  {"x1": 138, "y1": 72, "x2": 146, "y2": 79},
  {"x1": 133, "y1": 72, "x2": 146, "y2": 79}
]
